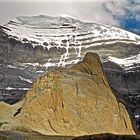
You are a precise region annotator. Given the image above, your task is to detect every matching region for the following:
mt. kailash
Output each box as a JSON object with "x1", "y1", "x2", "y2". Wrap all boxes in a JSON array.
[{"x1": 0, "y1": 15, "x2": 140, "y2": 130}]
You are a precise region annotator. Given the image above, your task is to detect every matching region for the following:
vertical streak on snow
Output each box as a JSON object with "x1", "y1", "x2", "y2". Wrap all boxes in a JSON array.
[
  {"x1": 77, "y1": 43, "x2": 82, "y2": 58},
  {"x1": 58, "y1": 33, "x2": 82, "y2": 67},
  {"x1": 77, "y1": 35, "x2": 82, "y2": 58},
  {"x1": 47, "y1": 40, "x2": 51, "y2": 51},
  {"x1": 58, "y1": 33, "x2": 83, "y2": 67},
  {"x1": 58, "y1": 35, "x2": 70, "y2": 67},
  {"x1": 74, "y1": 34, "x2": 82, "y2": 58}
]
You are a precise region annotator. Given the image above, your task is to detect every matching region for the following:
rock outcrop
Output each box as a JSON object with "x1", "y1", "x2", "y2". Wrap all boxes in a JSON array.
[{"x1": 0, "y1": 53, "x2": 135, "y2": 136}]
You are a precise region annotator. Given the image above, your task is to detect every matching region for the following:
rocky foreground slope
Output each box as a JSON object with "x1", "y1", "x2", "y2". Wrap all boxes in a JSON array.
[{"x1": 0, "y1": 53, "x2": 135, "y2": 136}]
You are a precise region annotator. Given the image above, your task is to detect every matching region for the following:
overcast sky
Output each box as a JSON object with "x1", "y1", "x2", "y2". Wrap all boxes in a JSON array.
[{"x1": 0, "y1": 0, "x2": 140, "y2": 35}]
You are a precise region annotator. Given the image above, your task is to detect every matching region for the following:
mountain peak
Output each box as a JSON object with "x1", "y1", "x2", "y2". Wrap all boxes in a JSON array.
[
  {"x1": 9, "y1": 15, "x2": 81, "y2": 28},
  {"x1": 4, "y1": 15, "x2": 140, "y2": 41},
  {"x1": 2, "y1": 15, "x2": 140, "y2": 66}
]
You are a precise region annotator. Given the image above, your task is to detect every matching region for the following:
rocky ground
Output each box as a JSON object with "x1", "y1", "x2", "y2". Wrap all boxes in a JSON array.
[
  {"x1": 0, "y1": 132, "x2": 140, "y2": 140},
  {"x1": 0, "y1": 131, "x2": 74, "y2": 140},
  {"x1": 73, "y1": 134, "x2": 140, "y2": 140}
]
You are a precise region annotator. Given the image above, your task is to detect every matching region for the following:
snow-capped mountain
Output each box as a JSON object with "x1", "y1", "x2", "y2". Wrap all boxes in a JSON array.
[
  {"x1": 5, "y1": 15, "x2": 140, "y2": 46},
  {"x1": 2, "y1": 15, "x2": 140, "y2": 67},
  {"x1": 1, "y1": 15, "x2": 140, "y2": 130}
]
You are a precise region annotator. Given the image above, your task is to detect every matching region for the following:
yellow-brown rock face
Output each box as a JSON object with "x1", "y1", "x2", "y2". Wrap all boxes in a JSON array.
[{"x1": 0, "y1": 53, "x2": 135, "y2": 136}]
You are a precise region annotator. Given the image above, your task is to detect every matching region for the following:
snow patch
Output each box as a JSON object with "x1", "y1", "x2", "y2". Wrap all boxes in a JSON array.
[
  {"x1": 5, "y1": 87, "x2": 29, "y2": 90},
  {"x1": 135, "y1": 115, "x2": 140, "y2": 118},
  {"x1": 19, "y1": 76, "x2": 32, "y2": 83},
  {"x1": 7, "y1": 65, "x2": 17, "y2": 69},
  {"x1": 108, "y1": 54, "x2": 140, "y2": 70}
]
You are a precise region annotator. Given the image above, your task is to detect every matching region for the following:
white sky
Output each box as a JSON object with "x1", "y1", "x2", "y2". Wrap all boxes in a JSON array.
[
  {"x1": 0, "y1": 0, "x2": 127, "y2": 26},
  {"x1": 0, "y1": 0, "x2": 106, "y2": 1}
]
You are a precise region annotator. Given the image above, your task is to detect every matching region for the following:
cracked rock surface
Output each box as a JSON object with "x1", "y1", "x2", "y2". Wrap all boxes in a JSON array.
[{"x1": 0, "y1": 53, "x2": 135, "y2": 136}]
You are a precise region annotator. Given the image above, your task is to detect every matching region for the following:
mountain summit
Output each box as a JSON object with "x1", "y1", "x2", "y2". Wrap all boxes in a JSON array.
[{"x1": 3, "y1": 15, "x2": 140, "y2": 64}]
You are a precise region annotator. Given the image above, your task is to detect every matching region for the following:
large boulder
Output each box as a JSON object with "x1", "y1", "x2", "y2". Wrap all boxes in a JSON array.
[{"x1": 0, "y1": 53, "x2": 135, "y2": 136}]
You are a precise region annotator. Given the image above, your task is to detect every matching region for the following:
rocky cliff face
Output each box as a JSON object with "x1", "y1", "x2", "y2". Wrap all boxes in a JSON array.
[
  {"x1": 103, "y1": 61, "x2": 140, "y2": 131},
  {"x1": 0, "y1": 53, "x2": 135, "y2": 136}
]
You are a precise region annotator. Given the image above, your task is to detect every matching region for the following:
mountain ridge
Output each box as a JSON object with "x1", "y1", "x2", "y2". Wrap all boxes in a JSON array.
[{"x1": 1, "y1": 15, "x2": 140, "y2": 68}]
